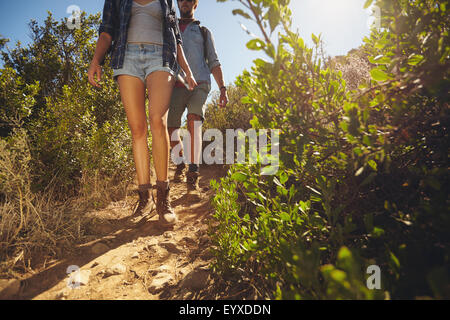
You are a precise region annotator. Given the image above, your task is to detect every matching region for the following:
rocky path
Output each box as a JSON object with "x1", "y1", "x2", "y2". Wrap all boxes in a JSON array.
[{"x1": 10, "y1": 164, "x2": 228, "y2": 300}]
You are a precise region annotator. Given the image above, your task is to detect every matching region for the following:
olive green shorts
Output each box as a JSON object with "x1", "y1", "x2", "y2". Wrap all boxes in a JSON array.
[{"x1": 167, "y1": 82, "x2": 211, "y2": 128}]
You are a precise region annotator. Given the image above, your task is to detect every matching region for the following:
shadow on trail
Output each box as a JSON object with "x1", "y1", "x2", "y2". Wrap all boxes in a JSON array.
[{"x1": 17, "y1": 216, "x2": 170, "y2": 300}]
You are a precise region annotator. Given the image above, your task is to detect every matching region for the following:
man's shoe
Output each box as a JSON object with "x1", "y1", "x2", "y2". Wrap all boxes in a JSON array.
[
  {"x1": 156, "y1": 184, "x2": 177, "y2": 226},
  {"x1": 186, "y1": 171, "x2": 199, "y2": 192},
  {"x1": 173, "y1": 163, "x2": 186, "y2": 183}
]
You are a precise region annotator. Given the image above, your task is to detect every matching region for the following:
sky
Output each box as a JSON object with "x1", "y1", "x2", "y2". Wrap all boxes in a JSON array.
[{"x1": 0, "y1": 0, "x2": 373, "y2": 91}]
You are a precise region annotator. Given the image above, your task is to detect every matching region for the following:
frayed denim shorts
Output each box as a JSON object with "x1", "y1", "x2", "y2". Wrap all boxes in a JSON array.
[{"x1": 113, "y1": 43, "x2": 175, "y2": 83}]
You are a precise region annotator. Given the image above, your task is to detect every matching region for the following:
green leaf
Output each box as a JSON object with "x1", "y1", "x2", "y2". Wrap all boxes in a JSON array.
[
  {"x1": 280, "y1": 212, "x2": 291, "y2": 222},
  {"x1": 370, "y1": 68, "x2": 389, "y2": 82},
  {"x1": 389, "y1": 250, "x2": 400, "y2": 269},
  {"x1": 311, "y1": 33, "x2": 319, "y2": 45},
  {"x1": 370, "y1": 55, "x2": 391, "y2": 65},
  {"x1": 267, "y1": 4, "x2": 280, "y2": 33},
  {"x1": 279, "y1": 172, "x2": 288, "y2": 184},
  {"x1": 246, "y1": 39, "x2": 266, "y2": 51},
  {"x1": 372, "y1": 227, "x2": 385, "y2": 237},
  {"x1": 407, "y1": 54, "x2": 424, "y2": 66},
  {"x1": 231, "y1": 172, "x2": 247, "y2": 182},
  {"x1": 368, "y1": 159, "x2": 378, "y2": 171},
  {"x1": 337, "y1": 246, "x2": 353, "y2": 262},
  {"x1": 232, "y1": 9, "x2": 251, "y2": 20}
]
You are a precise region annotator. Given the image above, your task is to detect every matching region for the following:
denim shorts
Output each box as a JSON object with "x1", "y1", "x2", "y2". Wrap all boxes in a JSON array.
[{"x1": 113, "y1": 43, "x2": 175, "y2": 83}]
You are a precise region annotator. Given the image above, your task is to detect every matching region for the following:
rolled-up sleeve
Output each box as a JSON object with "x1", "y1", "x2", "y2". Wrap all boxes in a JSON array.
[
  {"x1": 98, "y1": 0, "x2": 116, "y2": 39},
  {"x1": 170, "y1": 1, "x2": 183, "y2": 45},
  {"x1": 205, "y1": 29, "x2": 221, "y2": 71},
  {"x1": 174, "y1": 21, "x2": 183, "y2": 45}
]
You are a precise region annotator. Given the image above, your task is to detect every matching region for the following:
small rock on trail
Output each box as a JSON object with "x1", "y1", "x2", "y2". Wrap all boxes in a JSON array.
[{"x1": 148, "y1": 273, "x2": 174, "y2": 294}]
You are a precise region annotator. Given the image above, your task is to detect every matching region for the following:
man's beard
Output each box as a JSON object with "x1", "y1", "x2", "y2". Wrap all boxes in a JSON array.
[{"x1": 180, "y1": 8, "x2": 194, "y2": 19}]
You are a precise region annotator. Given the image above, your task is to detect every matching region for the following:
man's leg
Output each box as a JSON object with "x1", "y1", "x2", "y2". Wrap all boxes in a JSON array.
[
  {"x1": 168, "y1": 87, "x2": 189, "y2": 181},
  {"x1": 187, "y1": 113, "x2": 203, "y2": 173},
  {"x1": 168, "y1": 127, "x2": 181, "y2": 155},
  {"x1": 168, "y1": 126, "x2": 186, "y2": 182},
  {"x1": 185, "y1": 82, "x2": 210, "y2": 191}
]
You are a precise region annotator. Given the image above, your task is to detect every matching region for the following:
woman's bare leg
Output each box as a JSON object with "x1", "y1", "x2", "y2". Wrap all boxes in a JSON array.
[
  {"x1": 117, "y1": 75, "x2": 150, "y2": 186},
  {"x1": 146, "y1": 71, "x2": 175, "y2": 182},
  {"x1": 146, "y1": 71, "x2": 177, "y2": 225}
]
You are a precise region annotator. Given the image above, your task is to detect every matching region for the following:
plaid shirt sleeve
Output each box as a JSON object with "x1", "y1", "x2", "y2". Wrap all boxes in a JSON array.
[
  {"x1": 99, "y1": 0, "x2": 117, "y2": 39},
  {"x1": 169, "y1": 0, "x2": 182, "y2": 45}
]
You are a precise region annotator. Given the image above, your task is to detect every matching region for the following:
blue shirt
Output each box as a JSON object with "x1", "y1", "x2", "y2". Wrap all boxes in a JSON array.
[
  {"x1": 179, "y1": 21, "x2": 221, "y2": 84},
  {"x1": 99, "y1": 0, "x2": 182, "y2": 72}
]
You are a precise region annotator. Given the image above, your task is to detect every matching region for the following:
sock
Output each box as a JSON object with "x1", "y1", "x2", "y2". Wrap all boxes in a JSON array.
[
  {"x1": 156, "y1": 180, "x2": 169, "y2": 190},
  {"x1": 189, "y1": 164, "x2": 199, "y2": 173}
]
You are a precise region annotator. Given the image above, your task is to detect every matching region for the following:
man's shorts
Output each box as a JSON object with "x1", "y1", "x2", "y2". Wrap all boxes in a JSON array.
[{"x1": 167, "y1": 82, "x2": 211, "y2": 128}]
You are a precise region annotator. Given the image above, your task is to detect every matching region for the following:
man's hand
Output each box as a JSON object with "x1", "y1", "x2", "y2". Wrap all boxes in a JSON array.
[
  {"x1": 185, "y1": 73, "x2": 198, "y2": 91},
  {"x1": 88, "y1": 61, "x2": 102, "y2": 88},
  {"x1": 219, "y1": 87, "x2": 228, "y2": 108}
]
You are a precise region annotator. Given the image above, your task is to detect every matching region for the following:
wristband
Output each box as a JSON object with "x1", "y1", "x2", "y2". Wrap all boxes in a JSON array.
[{"x1": 220, "y1": 86, "x2": 226, "y2": 91}]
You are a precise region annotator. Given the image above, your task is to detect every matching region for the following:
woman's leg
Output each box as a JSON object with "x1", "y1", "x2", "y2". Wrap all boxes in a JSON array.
[
  {"x1": 117, "y1": 75, "x2": 150, "y2": 185},
  {"x1": 146, "y1": 71, "x2": 175, "y2": 182},
  {"x1": 146, "y1": 71, "x2": 177, "y2": 225}
]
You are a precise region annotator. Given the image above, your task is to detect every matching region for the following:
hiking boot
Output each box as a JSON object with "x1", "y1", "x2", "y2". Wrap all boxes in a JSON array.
[
  {"x1": 186, "y1": 171, "x2": 199, "y2": 192},
  {"x1": 132, "y1": 189, "x2": 154, "y2": 217},
  {"x1": 156, "y1": 184, "x2": 177, "y2": 226},
  {"x1": 173, "y1": 163, "x2": 186, "y2": 183}
]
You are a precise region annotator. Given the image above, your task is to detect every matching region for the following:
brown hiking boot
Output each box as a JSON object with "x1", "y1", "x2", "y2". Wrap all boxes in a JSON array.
[
  {"x1": 186, "y1": 171, "x2": 199, "y2": 192},
  {"x1": 132, "y1": 189, "x2": 155, "y2": 217},
  {"x1": 173, "y1": 163, "x2": 186, "y2": 183},
  {"x1": 156, "y1": 184, "x2": 177, "y2": 226}
]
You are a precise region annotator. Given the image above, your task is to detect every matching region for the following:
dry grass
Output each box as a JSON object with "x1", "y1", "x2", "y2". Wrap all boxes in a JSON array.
[{"x1": 0, "y1": 129, "x2": 133, "y2": 277}]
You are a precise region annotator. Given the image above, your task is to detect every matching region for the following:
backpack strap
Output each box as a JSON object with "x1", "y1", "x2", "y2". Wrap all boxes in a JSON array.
[
  {"x1": 189, "y1": 20, "x2": 209, "y2": 64},
  {"x1": 198, "y1": 24, "x2": 209, "y2": 64}
]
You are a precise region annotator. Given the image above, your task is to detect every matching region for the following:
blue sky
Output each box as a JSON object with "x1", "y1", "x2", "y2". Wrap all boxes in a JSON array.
[{"x1": 0, "y1": 0, "x2": 372, "y2": 91}]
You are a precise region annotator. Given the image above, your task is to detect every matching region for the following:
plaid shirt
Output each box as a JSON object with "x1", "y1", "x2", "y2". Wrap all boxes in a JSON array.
[{"x1": 99, "y1": 0, "x2": 182, "y2": 72}]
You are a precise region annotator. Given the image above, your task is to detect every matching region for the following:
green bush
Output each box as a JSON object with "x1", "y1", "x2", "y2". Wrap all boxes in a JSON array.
[
  {"x1": 210, "y1": 0, "x2": 449, "y2": 299},
  {"x1": 204, "y1": 85, "x2": 253, "y2": 133},
  {"x1": 1, "y1": 11, "x2": 135, "y2": 197}
]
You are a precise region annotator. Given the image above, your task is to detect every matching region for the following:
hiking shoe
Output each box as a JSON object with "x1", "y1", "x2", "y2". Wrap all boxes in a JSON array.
[
  {"x1": 186, "y1": 171, "x2": 199, "y2": 192},
  {"x1": 173, "y1": 163, "x2": 186, "y2": 183},
  {"x1": 156, "y1": 185, "x2": 177, "y2": 226},
  {"x1": 132, "y1": 189, "x2": 155, "y2": 217}
]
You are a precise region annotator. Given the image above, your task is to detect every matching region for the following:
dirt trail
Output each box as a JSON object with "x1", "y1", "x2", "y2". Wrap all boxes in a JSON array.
[{"x1": 15, "y1": 164, "x2": 229, "y2": 300}]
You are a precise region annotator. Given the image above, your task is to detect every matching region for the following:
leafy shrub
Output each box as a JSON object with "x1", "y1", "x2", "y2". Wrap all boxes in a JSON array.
[
  {"x1": 204, "y1": 85, "x2": 253, "y2": 133},
  {"x1": 210, "y1": 0, "x2": 449, "y2": 299}
]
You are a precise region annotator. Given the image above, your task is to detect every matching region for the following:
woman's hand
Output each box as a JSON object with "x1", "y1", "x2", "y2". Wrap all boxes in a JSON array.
[
  {"x1": 176, "y1": 44, "x2": 197, "y2": 90},
  {"x1": 185, "y1": 73, "x2": 197, "y2": 91},
  {"x1": 88, "y1": 61, "x2": 102, "y2": 88}
]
